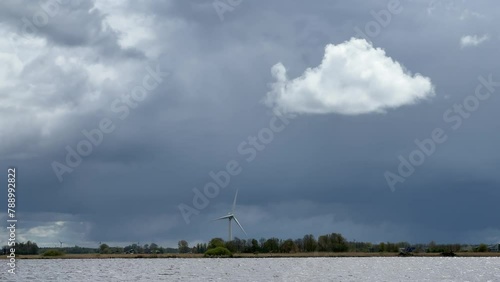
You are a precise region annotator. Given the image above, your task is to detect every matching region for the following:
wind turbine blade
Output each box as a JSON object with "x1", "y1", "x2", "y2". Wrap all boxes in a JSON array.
[
  {"x1": 232, "y1": 189, "x2": 238, "y2": 213},
  {"x1": 233, "y1": 216, "x2": 247, "y2": 235},
  {"x1": 213, "y1": 215, "x2": 232, "y2": 221}
]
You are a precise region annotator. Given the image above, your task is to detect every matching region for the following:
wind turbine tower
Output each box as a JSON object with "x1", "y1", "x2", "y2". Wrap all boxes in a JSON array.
[{"x1": 214, "y1": 189, "x2": 247, "y2": 241}]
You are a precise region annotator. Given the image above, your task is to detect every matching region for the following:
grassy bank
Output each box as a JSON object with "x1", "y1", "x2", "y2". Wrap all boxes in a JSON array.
[{"x1": 3, "y1": 252, "x2": 500, "y2": 259}]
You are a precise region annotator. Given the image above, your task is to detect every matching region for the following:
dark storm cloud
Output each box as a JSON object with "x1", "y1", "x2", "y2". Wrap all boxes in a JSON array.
[
  {"x1": 0, "y1": 0, "x2": 144, "y2": 58},
  {"x1": 1, "y1": 0, "x2": 499, "y2": 247}
]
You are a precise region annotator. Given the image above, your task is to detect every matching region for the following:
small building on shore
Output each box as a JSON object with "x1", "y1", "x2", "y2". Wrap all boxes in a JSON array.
[{"x1": 488, "y1": 244, "x2": 500, "y2": 252}]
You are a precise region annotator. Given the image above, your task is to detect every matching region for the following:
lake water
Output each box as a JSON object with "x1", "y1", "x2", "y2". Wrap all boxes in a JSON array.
[{"x1": 1, "y1": 257, "x2": 499, "y2": 281}]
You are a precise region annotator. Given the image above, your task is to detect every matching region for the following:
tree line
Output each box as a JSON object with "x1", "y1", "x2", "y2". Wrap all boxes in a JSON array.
[
  {"x1": 1, "y1": 241, "x2": 39, "y2": 255},
  {"x1": 181, "y1": 234, "x2": 497, "y2": 254},
  {"x1": 99, "y1": 243, "x2": 178, "y2": 254},
  {"x1": 3, "y1": 236, "x2": 496, "y2": 255}
]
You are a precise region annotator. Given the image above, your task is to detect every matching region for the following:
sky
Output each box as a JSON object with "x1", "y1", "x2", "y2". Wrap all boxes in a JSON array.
[{"x1": 0, "y1": 0, "x2": 499, "y2": 248}]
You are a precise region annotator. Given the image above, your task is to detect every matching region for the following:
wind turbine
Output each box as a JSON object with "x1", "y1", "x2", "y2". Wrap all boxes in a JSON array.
[
  {"x1": 59, "y1": 240, "x2": 64, "y2": 248},
  {"x1": 214, "y1": 189, "x2": 247, "y2": 241}
]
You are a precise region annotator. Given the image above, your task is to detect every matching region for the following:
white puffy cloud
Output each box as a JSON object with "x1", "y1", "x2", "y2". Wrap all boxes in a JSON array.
[
  {"x1": 460, "y1": 34, "x2": 489, "y2": 48},
  {"x1": 264, "y1": 38, "x2": 435, "y2": 116}
]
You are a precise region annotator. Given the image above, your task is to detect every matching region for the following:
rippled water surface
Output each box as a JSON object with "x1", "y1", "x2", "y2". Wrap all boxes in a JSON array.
[{"x1": 1, "y1": 257, "x2": 499, "y2": 281}]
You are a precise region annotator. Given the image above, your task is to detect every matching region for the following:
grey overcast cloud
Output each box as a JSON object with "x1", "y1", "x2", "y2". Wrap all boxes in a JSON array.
[{"x1": 0, "y1": 0, "x2": 499, "y2": 249}]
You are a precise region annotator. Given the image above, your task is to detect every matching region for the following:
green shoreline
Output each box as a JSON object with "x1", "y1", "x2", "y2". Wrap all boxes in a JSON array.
[{"x1": 4, "y1": 252, "x2": 500, "y2": 259}]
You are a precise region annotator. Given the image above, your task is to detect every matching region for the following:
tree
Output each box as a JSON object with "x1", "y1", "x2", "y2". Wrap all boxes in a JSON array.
[
  {"x1": 135, "y1": 244, "x2": 144, "y2": 254},
  {"x1": 262, "y1": 238, "x2": 280, "y2": 253},
  {"x1": 99, "y1": 243, "x2": 110, "y2": 254},
  {"x1": 150, "y1": 243, "x2": 159, "y2": 253},
  {"x1": 294, "y1": 238, "x2": 304, "y2": 252},
  {"x1": 194, "y1": 243, "x2": 207, "y2": 253},
  {"x1": 318, "y1": 233, "x2": 348, "y2": 252},
  {"x1": 379, "y1": 242, "x2": 386, "y2": 252},
  {"x1": 259, "y1": 238, "x2": 266, "y2": 249},
  {"x1": 124, "y1": 244, "x2": 135, "y2": 254},
  {"x1": 477, "y1": 244, "x2": 488, "y2": 252},
  {"x1": 204, "y1": 247, "x2": 232, "y2": 257},
  {"x1": 14, "y1": 241, "x2": 40, "y2": 255},
  {"x1": 280, "y1": 239, "x2": 298, "y2": 253},
  {"x1": 143, "y1": 244, "x2": 150, "y2": 254},
  {"x1": 428, "y1": 241, "x2": 437, "y2": 253},
  {"x1": 385, "y1": 242, "x2": 398, "y2": 252},
  {"x1": 234, "y1": 237, "x2": 246, "y2": 253},
  {"x1": 123, "y1": 243, "x2": 142, "y2": 254},
  {"x1": 178, "y1": 240, "x2": 190, "y2": 253},
  {"x1": 249, "y1": 239, "x2": 260, "y2": 253},
  {"x1": 26, "y1": 241, "x2": 39, "y2": 255},
  {"x1": 225, "y1": 237, "x2": 245, "y2": 253},
  {"x1": 208, "y1": 238, "x2": 225, "y2": 249},
  {"x1": 225, "y1": 241, "x2": 237, "y2": 253},
  {"x1": 331, "y1": 233, "x2": 348, "y2": 252},
  {"x1": 303, "y1": 234, "x2": 317, "y2": 252}
]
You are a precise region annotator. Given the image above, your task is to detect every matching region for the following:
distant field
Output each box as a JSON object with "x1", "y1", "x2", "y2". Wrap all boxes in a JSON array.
[{"x1": 3, "y1": 252, "x2": 500, "y2": 259}]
